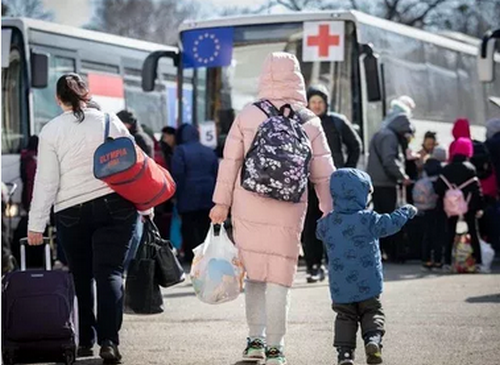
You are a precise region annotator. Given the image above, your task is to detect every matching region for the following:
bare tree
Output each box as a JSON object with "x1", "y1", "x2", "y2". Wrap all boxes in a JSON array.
[
  {"x1": 2, "y1": 0, "x2": 53, "y2": 20},
  {"x1": 266, "y1": 0, "x2": 499, "y2": 37},
  {"x1": 219, "y1": 3, "x2": 273, "y2": 17},
  {"x1": 87, "y1": 0, "x2": 199, "y2": 45}
]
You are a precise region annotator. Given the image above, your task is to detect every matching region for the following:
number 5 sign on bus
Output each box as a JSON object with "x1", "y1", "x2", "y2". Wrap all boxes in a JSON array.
[{"x1": 199, "y1": 121, "x2": 217, "y2": 149}]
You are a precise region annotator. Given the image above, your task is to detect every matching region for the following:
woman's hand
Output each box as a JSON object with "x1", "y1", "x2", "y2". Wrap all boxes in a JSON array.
[
  {"x1": 27, "y1": 231, "x2": 44, "y2": 246},
  {"x1": 210, "y1": 204, "x2": 229, "y2": 224}
]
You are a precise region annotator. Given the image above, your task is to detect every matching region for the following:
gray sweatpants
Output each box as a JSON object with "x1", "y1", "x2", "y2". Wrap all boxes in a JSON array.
[
  {"x1": 245, "y1": 280, "x2": 291, "y2": 348},
  {"x1": 332, "y1": 296, "x2": 385, "y2": 349}
]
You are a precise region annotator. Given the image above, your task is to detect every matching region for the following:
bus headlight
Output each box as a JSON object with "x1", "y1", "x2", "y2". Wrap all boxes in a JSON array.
[{"x1": 5, "y1": 204, "x2": 19, "y2": 218}]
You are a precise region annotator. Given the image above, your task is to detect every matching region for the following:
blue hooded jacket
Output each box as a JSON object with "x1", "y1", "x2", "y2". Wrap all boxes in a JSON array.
[
  {"x1": 172, "y1": 124, "x2": 219, "y2": 214},
  {"x1": 317, "y1": 168, "x2": 417, "y2": 304}
]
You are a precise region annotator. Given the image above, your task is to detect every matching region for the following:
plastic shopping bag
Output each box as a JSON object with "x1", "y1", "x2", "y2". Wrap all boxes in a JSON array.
[
  {"x1": 190, "y1": 224, "x2": 245, "y2": 304},
  {"x1": 453, "y1": 220, "x2": 475, "y2": 273},
  {"x1": 480, "y1": 240, "x2": 495, "y2": 273}
]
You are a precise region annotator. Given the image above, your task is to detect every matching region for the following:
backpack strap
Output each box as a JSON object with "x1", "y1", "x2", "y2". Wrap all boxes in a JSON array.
[
  {"x1": 253, "y1": 99, "x2": 279, "y2": 118},
  {"x1": 457, "y1": 177, "x2": 478, "y2": 190},
  {"x1": 439, "y1": 174, "x2": 455, "y2": 190},
  {"x1": 104, "y1": 113, "x2": 110, "y2": 142}
]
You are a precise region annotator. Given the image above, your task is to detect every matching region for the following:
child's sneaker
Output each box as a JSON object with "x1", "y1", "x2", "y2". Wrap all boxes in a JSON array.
[
  {"x1": 337, "y1": 347, "x2": 355, "y2": 365},
  {"x1": 421, "y1": 261, "x2": 433, "y2": 271},
  {"x1": 307, "y1": 264, "x2": 326, "y2": 283},
  {"x1": 441, "y1": 264, "x2": 453, "y2": 273},
  {"x1": 265, "y1": 347, "x2": 287, "y2": 365},
  {"x1": 243, "y1": 338, "x2": 266, "y2": 360},
  {"x1": 364, "y1": 333, "x2": 383, "y2": 364}
]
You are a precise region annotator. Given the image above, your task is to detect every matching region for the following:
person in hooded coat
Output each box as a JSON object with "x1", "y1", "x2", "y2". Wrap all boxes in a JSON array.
[
  {"x1": 209, "y1": 52, "x2": 334, "y2": 365},
  {"x1": 485, "y1": 118, "x2": 500, "y2": 191},
  {"x1": 435, "y1": 137, "x2": 484, "y2": 272},
  {"x1": 366, "y1": 100, "x2": 415, "y2": 261},
  {"x1": 302, "y1": 85, "x2": 362, "y2": 282},
  {"x1": 448, "y1": 117, "x2": 471, "y2": 162},
  {"x1": 316, "y1": 168, "x2": 417, "y2": 365},
  {"x1": 172, "y1": 123, "x2": 219, "y2": 264}
]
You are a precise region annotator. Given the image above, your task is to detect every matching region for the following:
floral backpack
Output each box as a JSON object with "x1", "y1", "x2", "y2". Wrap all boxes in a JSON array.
[{"x1": 241, "y1": 99, "x2": 314, "y2": 203}]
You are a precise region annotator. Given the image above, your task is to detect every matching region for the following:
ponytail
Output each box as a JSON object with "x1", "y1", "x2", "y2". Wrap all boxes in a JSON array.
[{"x1": 56, "y1": 73, "x2": 90, "y2": 122}]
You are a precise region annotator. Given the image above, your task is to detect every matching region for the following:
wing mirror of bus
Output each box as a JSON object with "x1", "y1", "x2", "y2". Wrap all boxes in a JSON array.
[
  {"x1": 30, "y1": 51, "x2": 49, "y2": 88},
  {"x1": 478, "y1": 29, "x2": 499, "y2": 83},
  {"x1": 142, "y1": 50, "x2": 179, "y2": 92},
  {"x1": 361, "y1": 44, "x2": 382, "y2": 102}
]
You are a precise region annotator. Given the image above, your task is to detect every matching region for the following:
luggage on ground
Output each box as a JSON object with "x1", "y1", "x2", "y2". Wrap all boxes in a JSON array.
[
  {"x1": 2, "y1": 239, "x2": 77, "y2": 365},
  {"x1": 453, "y1": 220, "x2": 476, "y2": 273},
  {"x1": 93, "y1": 113, "x2": 176, "y2": 210}
]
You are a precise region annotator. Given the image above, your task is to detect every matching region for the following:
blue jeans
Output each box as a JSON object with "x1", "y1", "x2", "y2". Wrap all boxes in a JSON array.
[
  {"x1": 124, "y1": 216, "x2": 143, "y2": 271},
  {"x1": 56, "y1": 193, "x2": 137, "y2": 346}
]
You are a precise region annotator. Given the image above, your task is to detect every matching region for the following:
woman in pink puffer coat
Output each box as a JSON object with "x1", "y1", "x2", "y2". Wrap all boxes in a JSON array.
[{"x1": 210, "y1": 52, "x2": 335, "y2": 365}]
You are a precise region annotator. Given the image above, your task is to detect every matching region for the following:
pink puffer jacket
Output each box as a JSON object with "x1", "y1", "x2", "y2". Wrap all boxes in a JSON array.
[{"x1": 213, "y1": 52, "x2": 335, "y2": 287}]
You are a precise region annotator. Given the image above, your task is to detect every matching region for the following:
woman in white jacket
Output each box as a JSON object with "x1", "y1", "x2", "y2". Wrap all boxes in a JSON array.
[{"x1": 28, "y1": 73, "x2": 136, "y2": 364}]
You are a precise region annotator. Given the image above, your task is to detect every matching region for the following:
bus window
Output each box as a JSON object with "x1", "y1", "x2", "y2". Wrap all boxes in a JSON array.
[
  {"x1": 189, "y1": 21, "x2": 358, "y2": 136},
  {"x1": 124, "y1": 76, "x2": 168, "y2": 133},
  {"x1": 32, "y1": 56, "x2": 76, "y2": 133},
  {"x1": 2, "y1": 28, "x2": 28, "y2": 154}
]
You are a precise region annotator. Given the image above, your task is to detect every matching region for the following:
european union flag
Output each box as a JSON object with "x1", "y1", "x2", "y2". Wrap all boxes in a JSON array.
[{"x1": 182, "y1": 27, "x2": 234, "y2": 69}]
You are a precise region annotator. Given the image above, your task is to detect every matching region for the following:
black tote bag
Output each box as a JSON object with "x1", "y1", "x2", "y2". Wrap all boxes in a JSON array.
[
  {"x1": 124, "y1": 230, "x2": 164, "y2": 314},
  {"x1": 143, "y1": 217, "x2": 185, "y2": 288}
]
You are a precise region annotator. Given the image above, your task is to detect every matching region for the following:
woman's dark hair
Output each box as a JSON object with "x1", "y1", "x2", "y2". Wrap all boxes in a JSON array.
[
  {"x1": 26, "y1": 135, "x2": 39, "y2": 152},
  {"x1": 161, "y1": 126, "x2": 176, "y2": 135},
  {"x1": 424, "y1": 131, "x2": 437, "y2": 140},
  {"x1": 56, "y1": 73, "x2": 90, "y2": 123}
]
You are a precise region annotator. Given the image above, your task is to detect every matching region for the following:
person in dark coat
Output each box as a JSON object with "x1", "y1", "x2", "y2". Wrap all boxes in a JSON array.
[
  {"x1": 366, "y1": 97, "x2": 415, "y2": 261},
  {"x1": 160, "y1": 126, "x2": 176, "y2": 170},
  {"x1": 485, "y1": 118, "x2": 500, "y2": 191},
  {"x1": 302, "y1": 85, "x2": 362, "y2": 283},
  {"x1": 172, "y1": 124, "x2": 219, "y2": 264},
  {"x1": 435, "y1": 138, "x2": 484, "y2": 272},
  {"x1": 117, "y1": 110, "x2": 154, "y2": 158}
]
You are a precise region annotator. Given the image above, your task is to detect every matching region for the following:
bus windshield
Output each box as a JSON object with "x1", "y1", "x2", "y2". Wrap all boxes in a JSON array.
[{"x1": 184, "y1": 21, "x2": 359, "y2": 136}]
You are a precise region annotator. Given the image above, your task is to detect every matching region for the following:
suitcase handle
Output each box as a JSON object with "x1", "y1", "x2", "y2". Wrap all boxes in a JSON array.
[{"x1": 19, "y1": 238, "x2": 52, "y2": 272}]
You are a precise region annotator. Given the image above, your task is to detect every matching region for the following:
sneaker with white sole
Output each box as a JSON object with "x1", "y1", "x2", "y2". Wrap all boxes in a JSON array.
[
  {"x1": 243, "y1": 338, "x2": 266, "y2": 360},
  {"x1": 266, "y1": 347, "x2": 287, "y2": 365},
  {"x1": 337, "y1": 347, "x2": 355, "y2": 365}
]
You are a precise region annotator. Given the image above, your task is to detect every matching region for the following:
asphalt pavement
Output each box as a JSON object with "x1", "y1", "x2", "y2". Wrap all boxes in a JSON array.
[{"x1": 68, "y1": 262, "x2": 500, "y2": 365}]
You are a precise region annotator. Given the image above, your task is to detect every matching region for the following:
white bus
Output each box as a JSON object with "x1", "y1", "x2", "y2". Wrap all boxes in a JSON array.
[
  {"x1": 143, "y1": 10, "x2": 500, "y2": 155},
  {"x1": 2, "y1": 17, "x2": 191, "y2": 217}
]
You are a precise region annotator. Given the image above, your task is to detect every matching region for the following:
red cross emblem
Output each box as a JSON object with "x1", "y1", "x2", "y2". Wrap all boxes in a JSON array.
[{"x1": 307, "y1": 24, "x2": 340, "y2": 57}]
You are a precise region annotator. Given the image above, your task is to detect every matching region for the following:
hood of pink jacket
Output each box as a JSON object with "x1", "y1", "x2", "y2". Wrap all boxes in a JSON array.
[
  {"x1": 452, "y1": 118, "x2": 471, "y2": 140},
  {"x1": 258, "y1": 52, "x2": 307, "y2": 107}
]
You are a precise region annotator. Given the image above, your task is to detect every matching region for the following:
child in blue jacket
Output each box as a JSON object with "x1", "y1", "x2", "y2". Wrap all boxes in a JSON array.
[{"x1": 317, "y1": 168, "x2": 417, "y2": 365}]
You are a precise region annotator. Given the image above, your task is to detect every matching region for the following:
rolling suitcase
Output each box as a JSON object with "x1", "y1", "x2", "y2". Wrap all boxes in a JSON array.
[{"x1": 2, "y1": 238, "x2": 78, "y2": 365}]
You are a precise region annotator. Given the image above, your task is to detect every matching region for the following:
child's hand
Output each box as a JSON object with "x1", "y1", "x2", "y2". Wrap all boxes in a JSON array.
[{"x1": 401, "y1": 204, "x2": 418, "y2": 219}]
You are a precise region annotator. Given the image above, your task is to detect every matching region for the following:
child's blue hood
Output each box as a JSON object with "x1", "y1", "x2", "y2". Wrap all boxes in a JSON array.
[{"x1": 330, "y1": 168, "x2": 372, "y2": 214}]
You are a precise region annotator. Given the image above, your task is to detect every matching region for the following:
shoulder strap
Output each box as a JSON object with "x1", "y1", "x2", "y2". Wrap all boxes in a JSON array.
[
  {"x1": 439, "y1": 174, "x2": 455, "y2": 190},
  {"x1": 253, "y1": 99, "x2": 279, "y2": 118},
  {"x1": 458, "y1": 177, "x2": 478, "y2": 190},
  {"x1": 104, "y1": 113, "x2": 110, "y2": 142}
]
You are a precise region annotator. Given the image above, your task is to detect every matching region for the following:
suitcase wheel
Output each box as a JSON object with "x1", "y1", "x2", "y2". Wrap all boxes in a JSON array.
[{"x1": 64, "y1": 350, "x2": 75, "y2": 365}]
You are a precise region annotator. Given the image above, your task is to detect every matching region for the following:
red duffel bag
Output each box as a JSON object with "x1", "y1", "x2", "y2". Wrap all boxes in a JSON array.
[{"x1": 93, "y1": 114, "x2": 176, "y2": 210}]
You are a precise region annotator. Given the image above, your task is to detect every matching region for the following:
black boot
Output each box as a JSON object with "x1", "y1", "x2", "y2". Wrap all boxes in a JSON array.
[
  {"x1": 337, "y1": 347, "x2": 355, "y2": 365},
  {"x1": 364, "y1": 332, "x2": 383, "y2": 364},
  {"x1": 100, "y1": 340, "x2": 122, "y2": 364}
]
